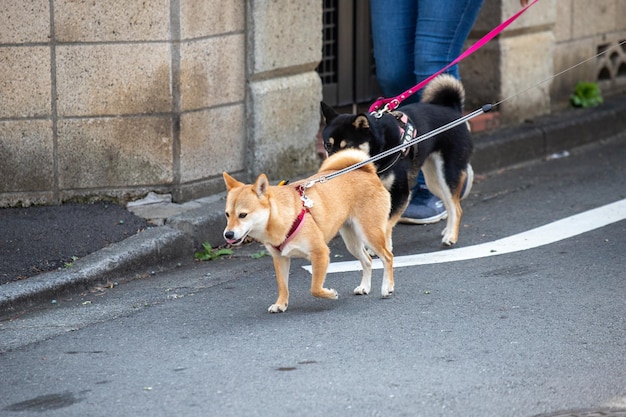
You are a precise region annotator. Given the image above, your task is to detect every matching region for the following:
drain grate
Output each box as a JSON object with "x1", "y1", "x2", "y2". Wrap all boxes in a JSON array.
[{"x1": 533, "y1": 409, "x2": 626, "y2": 417}]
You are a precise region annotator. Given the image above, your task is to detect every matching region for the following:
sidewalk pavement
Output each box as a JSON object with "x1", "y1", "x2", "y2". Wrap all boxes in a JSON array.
[{"x1": 2, "y1": 95, "x2": 626, "y2": 316}]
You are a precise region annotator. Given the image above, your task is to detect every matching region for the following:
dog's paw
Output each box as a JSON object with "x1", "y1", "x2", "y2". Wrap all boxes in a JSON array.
[
  {"x1": 381, "y1": 286, "x2": 394, "y2": 298},
  {"x1": 441, "y1": 229, "x2": 458, "y2": 246},
  {"x1": 353, "y1": 285, "x2": 370, "y2": 295},
  {"x1": 268, "y1": 303, "x2": 288, "y2": 313},
  {"x1": 441, "y1": 234, "x2": 457, "y2": 246},
  {"x1": 311, "y1": 288, "x2": 339, "y2": 299}
]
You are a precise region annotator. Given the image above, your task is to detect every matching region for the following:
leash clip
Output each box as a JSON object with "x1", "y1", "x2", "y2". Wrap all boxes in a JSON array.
[
  {"x1": 372, "y1": 100, "x2": 397, "y2": 119},
  {"x1": 297, "y1": 184, "x2": 314, "y2": 208},
  {"x1": 372, "y1": 98, "x2": 400, "y2": 119},
  {"x1": 300, "y1": 194, "x2": 314, "y2": 209},
  {"x1": 371, "y1": 106, "x2": 387, "y2": 119}
]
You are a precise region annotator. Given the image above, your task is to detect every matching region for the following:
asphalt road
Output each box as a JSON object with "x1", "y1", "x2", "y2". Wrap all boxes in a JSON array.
[
  {"x1": 0, "y1": 202, "x2": 148, "y2": 284},
  {"x1": 1, "y1": 134, "x2": 625, "y2": 417}
]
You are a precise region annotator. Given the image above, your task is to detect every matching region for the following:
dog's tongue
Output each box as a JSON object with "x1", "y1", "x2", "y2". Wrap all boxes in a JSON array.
[{"x1": 226, "y1": 238, "x2": 240, "y2": 245}]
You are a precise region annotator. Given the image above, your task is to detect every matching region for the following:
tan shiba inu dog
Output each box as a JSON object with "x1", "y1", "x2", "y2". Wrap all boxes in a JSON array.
[{"x1": 223, "y1": 149, "x2": 394, "y2": 313}]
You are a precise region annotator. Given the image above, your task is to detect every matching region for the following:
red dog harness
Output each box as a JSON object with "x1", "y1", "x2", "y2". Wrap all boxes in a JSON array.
[{"x1": 273, "y1": 187, "x2": 310, "y2": 252}]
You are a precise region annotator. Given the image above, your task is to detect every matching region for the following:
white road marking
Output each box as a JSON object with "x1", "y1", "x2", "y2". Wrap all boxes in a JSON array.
[{"x1": 302, "y1": 198, "x2": 626, "y2": 274}]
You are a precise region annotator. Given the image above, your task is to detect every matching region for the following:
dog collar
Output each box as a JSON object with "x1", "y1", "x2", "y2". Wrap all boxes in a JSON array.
[{"x1": 273, "y1": 187, "x2": 309, "y2": 252}]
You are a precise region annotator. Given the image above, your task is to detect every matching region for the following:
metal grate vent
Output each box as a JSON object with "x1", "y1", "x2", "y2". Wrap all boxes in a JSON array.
[{"x1": 317, "y1": 0, "x2": 338, "y2": 85}]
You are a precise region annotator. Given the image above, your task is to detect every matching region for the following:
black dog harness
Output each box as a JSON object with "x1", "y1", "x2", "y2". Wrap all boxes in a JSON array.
[{"x1": 376, "y1": 111, "x2": 417, "y2": 174}]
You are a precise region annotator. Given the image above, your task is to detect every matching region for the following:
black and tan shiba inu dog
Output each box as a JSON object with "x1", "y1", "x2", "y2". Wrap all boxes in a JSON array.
[{"x1": 321, "y1": 74, "x2": 473, "y2": 246}]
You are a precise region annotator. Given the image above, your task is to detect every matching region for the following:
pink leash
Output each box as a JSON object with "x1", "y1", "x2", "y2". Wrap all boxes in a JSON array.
[{"x1": 369, "y1": 0, "x2": 540, "y2": 115}]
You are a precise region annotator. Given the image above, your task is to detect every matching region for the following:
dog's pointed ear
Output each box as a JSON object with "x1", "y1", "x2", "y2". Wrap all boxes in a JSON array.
[
  {"x1": 253, "y1": 174, "x2": 270, "y2": 198},
  {"x1": 321, "y1": 102, "x2": 338, "y2": 124},
  {"x1": 352, "y1": 114, "x2": 370, "y2": 130},
  {"x1": 223, "y1": 172, "x2": 243, "y2": 191}
]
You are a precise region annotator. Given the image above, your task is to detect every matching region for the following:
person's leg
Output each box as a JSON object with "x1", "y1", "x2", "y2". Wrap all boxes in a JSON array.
[
  {"x1": 371, "y1": 0, "x2": 484, "y2": 100},
  {"x1": 413, "y1": 0, "x2": 484, "y2": 82},
  {"x1": 401, "y1": 0, "x2": 483, "y2": 224},
  {"x1": 370, "y1": 0, "x2": 417, "y2": 99}
]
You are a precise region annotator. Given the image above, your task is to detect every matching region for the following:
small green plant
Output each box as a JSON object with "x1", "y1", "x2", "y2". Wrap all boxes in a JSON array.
[
  {"x1": 570, "y1": 81, "x2": 603, "y2": 108},
  {"x1": 64, "y1": 256, "x2": 79, "y2": 268},
  {"x1": 251, "y1": 249, "x2": 269, "y2": 259},
  {"x1": 194, "y1": 242, "x2": 233, "y2": 261}
]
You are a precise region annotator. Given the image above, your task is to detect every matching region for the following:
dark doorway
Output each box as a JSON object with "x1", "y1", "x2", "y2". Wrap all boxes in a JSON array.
[{"x1": 317, "y1": 0, "x2": 380, "y2": 109}]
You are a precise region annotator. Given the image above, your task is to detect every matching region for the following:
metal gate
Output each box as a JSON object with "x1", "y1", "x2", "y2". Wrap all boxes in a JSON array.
[{"x1": 317, "y1": 0, "x2": 380, "y2": 108}]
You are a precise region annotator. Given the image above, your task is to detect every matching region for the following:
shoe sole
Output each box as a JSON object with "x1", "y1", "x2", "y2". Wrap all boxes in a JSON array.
[{"x1": 399, "y1": 211, "x2": 448, "y2": 225}]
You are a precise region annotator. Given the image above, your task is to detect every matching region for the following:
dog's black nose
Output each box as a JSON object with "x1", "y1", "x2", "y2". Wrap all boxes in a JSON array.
[{"x1": 224, "y1": 231, "x2": 234, "y2": 239}]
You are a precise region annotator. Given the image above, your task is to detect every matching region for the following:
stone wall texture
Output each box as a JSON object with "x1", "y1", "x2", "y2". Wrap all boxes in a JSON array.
[
  {"x1": 0, "y1": 0, "x2": 321, "y2": 207},
  {"x1": 1, "y1": 0, "x2": 624, "y2": 206},
  {"x1": 463, "y1": 0, "x2": 626, "y2": 124}
]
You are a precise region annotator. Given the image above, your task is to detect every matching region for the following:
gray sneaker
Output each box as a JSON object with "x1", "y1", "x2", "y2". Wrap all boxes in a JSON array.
[
  {"x1": 399, "y1": 187, "x2": 447, "y2": 224},
  {"x1": 399, "y1": 164, "x2": 473, "y2": 225}
]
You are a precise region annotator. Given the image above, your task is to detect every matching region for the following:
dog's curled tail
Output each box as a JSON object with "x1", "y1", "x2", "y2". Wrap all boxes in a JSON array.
[
  {"x1": 421, "y1": 73, "x2": 465, "y2": 113},
  {"x1": 319, "y1": 148, "x2": 376, "y2": 174}
]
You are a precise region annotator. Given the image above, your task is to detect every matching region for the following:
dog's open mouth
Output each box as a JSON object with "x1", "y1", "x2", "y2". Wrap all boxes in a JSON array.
[{"x1": 225, "y1": 232, "x2": 248, "y2": 246}]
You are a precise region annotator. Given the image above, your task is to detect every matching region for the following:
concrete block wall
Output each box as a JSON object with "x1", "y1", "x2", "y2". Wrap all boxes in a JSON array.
[
  {"x1": 462, "y1": 0, "x2": 556, "y2": 125},
  {"x1": 462, "y1": 0, "x2": 626, "y2": 124},
  {"x1": 246, "y1": 1, "x2": 322, "y2": 180},
  {"x1": 177, "y1": 1, "x2": 247, "y2": 202},
  {"x1": 7, "y1": 1, "x2": 621, "y2": 207},
  {"x1": 551, "y1": 0, "x2": 626, "y2": 107},
  {"x1": 1, "y1": 1, "x2": 176, "y2": 206},
  {"x1": 0, "y1": 0, "x2": 322, "y2": 207}
]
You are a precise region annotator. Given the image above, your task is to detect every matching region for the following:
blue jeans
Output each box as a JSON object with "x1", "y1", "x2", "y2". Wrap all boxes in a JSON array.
[
  {"x1": 370, "y1": 0, "x2": 483, "y2": 190},
  {"x1": 370, "y1": 0, "x2": 484, "y2": 104}
]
